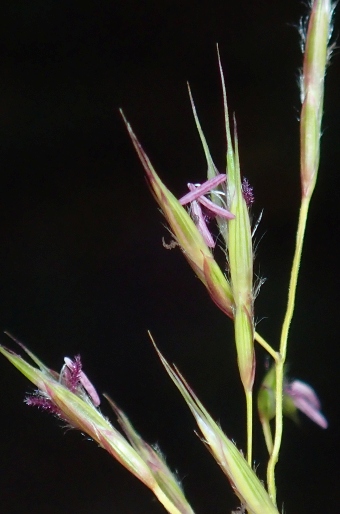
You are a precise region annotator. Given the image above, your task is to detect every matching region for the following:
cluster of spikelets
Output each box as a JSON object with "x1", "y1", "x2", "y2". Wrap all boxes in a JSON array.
[{"x1": 0, "y1": 1, "x2": 334, "y2": 513}]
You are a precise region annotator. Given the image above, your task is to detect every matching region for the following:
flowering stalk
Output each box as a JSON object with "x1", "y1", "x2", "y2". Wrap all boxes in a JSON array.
[
  {"x1": 0, "y1": 4, "x2": 334, "y2": 512},
  {"x1": 267, "y1": 0, "x2": 334, "y2": 503}
]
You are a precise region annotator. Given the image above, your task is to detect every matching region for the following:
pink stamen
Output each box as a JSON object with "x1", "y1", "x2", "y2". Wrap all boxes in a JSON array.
[
  {"x1": 190, "y1": 199, "x2": 215, "y2": 247},
  {"x1": 188, "y1": 184, "x2": 235, "y2": 219},
  {"x1": 292, "y1": 396, "x2": 328, "y2": 429},
  {"x1": 288, "y1": 380, "x2": 321, "y2": 410},
  {"x1": 78, "y1": 370, "x2": 101, "y2": 407},
  {"x1": 179, "y1": 174, "x2": 227, "y2": 205},
  {"x1": 286, "y1": 379, "x2": 328, "y2": 429},
  {"x1": 178, "y1": 174, "x2": 235, "y2": 247}
]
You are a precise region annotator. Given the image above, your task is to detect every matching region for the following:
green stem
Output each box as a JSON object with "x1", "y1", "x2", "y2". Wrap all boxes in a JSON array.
[
  {"x1": 266, "y1": 197, "x2": 310, "y2": 503},
  {"x1": 246, "y1": 389, "x2": 253, "y2": 466},
  {"x1": 254, "y1": 332, "x2": 279, "y2": 362}
]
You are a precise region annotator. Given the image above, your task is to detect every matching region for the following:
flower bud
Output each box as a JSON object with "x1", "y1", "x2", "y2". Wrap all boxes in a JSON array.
[{"x1": 300, "y1": 0, "x2": 334, "y2": 198}]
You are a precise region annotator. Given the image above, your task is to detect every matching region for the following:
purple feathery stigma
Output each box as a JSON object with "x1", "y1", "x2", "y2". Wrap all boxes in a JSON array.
[
  {"x1": 25, "y1": 393, "x2": 62, "y2": 416},
  {"x1": 242, "y1": 178, "x2": 254, "y2": 206},
  {"x1": 64, "y1": 356, "x2": 101, "y2": 407},
  {"x1": 62, "y1": 355, "x2": 82, "y2": 392}
]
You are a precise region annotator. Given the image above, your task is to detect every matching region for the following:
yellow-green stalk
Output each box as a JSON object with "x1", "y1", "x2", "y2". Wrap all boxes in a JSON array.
[{"x1": 267, "y1": 0, "x2": 334, "y2": 504}]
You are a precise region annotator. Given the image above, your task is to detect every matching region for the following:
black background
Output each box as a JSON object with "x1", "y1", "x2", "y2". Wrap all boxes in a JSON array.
[{"x1": 0, "y1": 1, "x2": 339, "y2": 513}]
